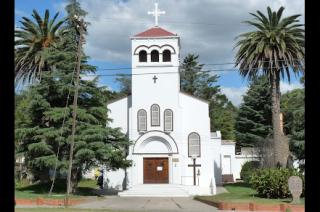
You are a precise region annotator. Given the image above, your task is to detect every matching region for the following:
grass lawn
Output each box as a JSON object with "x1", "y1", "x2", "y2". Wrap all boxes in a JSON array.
[
  {"x1": 15, "y1": 209, "x2": 141, "y2": 212},
  {"x1": 195, "y1": 182, "x2": 305, "y2": 205},
  {"x1": 15, "y1": 179, "x2": 99, "y2": 199}
]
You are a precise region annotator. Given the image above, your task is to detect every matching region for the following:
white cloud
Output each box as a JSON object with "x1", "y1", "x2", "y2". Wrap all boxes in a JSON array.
[
  {"x1": 68, "y1": 0, "x2": 305, "y2": 65},
  {"x1": 104, "y1": 85, "x2": 113, "y2": 91},
  {"x1": 280, "y1": 81, "x2": 303, "y2": 94},
  {"x1": 80, "y1": 75, "x2": 113, "y2": 91},
  {"x1": 221, "y1": 81, "x2": 303, "y2": 106},
  {"x1": 220, "y1": 86, "x2": 248, "y2": 106},
  {"x1": 81, "y1": 75, "x2": 96, "y2": 81}
]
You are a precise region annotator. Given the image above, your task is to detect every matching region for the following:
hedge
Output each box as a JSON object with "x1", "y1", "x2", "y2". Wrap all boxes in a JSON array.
[{"x1": 250, "y1": 168, "x2": 304, "y2": 199}]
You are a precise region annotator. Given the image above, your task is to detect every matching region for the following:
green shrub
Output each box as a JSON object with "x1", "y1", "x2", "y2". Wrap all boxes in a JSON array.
[
  {"x1": 240, "y1": 161, "x2": 260, "y2": 183},
  {"x1": 250, "y1": 168, "x2": 304, "y2": 198}
]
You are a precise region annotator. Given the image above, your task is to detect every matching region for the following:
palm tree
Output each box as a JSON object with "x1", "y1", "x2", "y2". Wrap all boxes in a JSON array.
[
  {"x1": 15, "y1": 9, "x2": 65, "y2": 84},
  {"x1": 234, "y1": 6, "x2": 304, "y2": 167}
]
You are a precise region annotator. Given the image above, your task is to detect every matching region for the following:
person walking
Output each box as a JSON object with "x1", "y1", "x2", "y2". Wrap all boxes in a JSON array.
[
  {"x1": 96, "y1": 170, "x2": 104, "y2": 189},
  {"x1": 94, "y1": 168, "x2": 100, "y2": 180}
]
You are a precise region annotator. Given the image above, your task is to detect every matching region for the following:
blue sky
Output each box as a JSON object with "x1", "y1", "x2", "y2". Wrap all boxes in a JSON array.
[{"x1": 15, "y1": 0, "x2": 304, "y2": 105}]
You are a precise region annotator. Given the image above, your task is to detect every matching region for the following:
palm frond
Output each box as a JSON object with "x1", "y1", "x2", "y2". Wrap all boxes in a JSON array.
[
  {"x1": 15, "y1": 9, "x2": 65, "y2": 84},
  {"x1": 234, "y1": 6, "x2": 304, "y2": 82}
]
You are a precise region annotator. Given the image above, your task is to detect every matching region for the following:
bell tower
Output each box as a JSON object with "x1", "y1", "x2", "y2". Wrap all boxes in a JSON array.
[{"x1": 130, "y1": 3, "x2": 180, "y2": 103}]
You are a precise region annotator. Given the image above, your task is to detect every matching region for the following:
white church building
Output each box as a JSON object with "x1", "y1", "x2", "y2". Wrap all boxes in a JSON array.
[{"x1": 96, "y1": 3, "x2": 258, "y2": 196}]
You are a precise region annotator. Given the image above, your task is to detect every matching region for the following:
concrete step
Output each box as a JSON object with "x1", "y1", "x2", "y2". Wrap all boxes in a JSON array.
[
  {"x1": 222, "y1": 174, "x2": 234, "y2": 183},
  {"x1": 118, "y1": 184, "x2": 190, "y2": 197}
]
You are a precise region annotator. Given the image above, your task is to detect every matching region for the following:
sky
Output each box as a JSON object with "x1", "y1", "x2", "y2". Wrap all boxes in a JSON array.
[{"x1": 15, "y1": 0, "x2": 304, "y2": 106}]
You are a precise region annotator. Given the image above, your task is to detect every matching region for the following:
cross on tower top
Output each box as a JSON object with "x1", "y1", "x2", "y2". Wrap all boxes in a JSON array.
[{"x1": 148, "y1": 3, "x2": 165, "y2": 26}]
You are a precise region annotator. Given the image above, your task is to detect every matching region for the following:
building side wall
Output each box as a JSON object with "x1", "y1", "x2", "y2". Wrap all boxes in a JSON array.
[
  {"x1": 178, "y1": 93, "x2": 215, "y2": 189},
  {"x1": 107, "y1": 97, "x2": 130, "y2": 134},
  {"x1": 210, "y1": 137, "x2": 222, "y2": 186},
  {"x1": 220, "y1": 144, "x2": 236, "y2": 181},
  {"x1": 106, "y1": 97, "x2": 130, "y2": 190}
]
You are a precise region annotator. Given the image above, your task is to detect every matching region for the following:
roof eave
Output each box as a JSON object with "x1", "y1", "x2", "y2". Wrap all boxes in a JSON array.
[
  {"x1": 107, "y1": 95, "x2": 131, "y2": 105},
  {"x1": 130, "y1": 35, "x2": 179, "y2": 39},
  {"x1": 179, "y1": 91, "x2": 210, "y2": 104}
]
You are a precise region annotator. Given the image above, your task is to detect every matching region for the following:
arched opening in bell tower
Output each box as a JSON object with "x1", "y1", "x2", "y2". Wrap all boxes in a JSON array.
[
  {"x1": 139, "y1": 50, "x2": 147, "y2": 62},
  {"x1": 151, "y1": 50, "x2": 159, "y2": 62},
  {"x1": 163, "y1": 49, "x2": 171, "y2": 62}
]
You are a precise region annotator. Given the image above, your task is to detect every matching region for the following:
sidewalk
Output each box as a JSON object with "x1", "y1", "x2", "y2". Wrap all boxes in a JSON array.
[{"x1": 72, "y1": 196, "x2": 220, "y2": 212}]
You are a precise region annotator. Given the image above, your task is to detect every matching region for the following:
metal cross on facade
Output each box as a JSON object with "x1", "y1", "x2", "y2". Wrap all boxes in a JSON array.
[
  {"x1": 188, "y1": 158, "x2": 201, "y2": 185},
  {"x1": 153, "y1": 75, "x2": 158, "y2": 83},
  {"x1": 148, "y1": 3, "x2": 165, "y2": 26}
]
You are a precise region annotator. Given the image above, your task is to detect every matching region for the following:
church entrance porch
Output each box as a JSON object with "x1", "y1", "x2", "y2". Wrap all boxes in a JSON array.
[
  {"x1": 143, "y1": 158, "x2": 168, "y2": 184},
  {"x1": 130, "y1": 131, "x2": 178, "y2": 186}
]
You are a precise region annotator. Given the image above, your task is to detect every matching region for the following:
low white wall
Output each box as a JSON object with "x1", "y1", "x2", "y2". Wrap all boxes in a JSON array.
[
  {"x1": 234, "y1": 155, "x2": 260, "y2": 180},
  {"x1": 106, "y1": 169, "x2": 126, "y2": 190},
  {"x1": 83, "y1": 169, "x2": 95, "y2": 180}
]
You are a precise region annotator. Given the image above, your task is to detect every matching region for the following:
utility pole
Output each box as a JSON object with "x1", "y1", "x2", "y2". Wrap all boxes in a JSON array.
[{"x1": 65, "y1": 16, "x2": 86, "y2": 207}]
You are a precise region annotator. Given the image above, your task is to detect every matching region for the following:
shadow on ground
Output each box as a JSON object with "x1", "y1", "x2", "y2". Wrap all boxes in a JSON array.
[{"x1": 16, "y1": 179, "x2": 120, "y2": 197}]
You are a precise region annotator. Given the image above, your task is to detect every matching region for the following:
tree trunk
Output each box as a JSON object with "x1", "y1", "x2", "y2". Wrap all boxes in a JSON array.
[
  {"x1": 270, "y1": 74, "x2": 288, "y2": 167},
  {"x1": 70, "y1": 168, "x2": 81, "y2": 193},
  {"x1": 19, "y1": 160, "x2": 23, "y2": 181}
]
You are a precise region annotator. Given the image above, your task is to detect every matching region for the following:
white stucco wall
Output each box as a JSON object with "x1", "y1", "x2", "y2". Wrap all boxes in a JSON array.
[
  {"x1": 210, "y1": 132, "x2": 222, "y2": 186},
  {"x1": 103, "y1": 29, "x2": 224, "y2": 195},
  {"x1": 105, "y1": 169, "x2": 126, "y2": 190},
  {"x1": 234, "y1": 155, "x2": 260, "y2": 180},
  {"x1": 107, "y1": 96, "x2": 130, "y2": 134},
  {"x1": 177, "y1": 93, "x2": 216, "y2": 191},
  {"x1": 220, "y1": 142, "x2": 236, "y2": 181}
]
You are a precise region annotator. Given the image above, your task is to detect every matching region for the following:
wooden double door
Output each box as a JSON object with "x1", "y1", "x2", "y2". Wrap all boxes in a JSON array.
[{"x1": 143, "y1": 158, "x2": 169, "y2": 184}]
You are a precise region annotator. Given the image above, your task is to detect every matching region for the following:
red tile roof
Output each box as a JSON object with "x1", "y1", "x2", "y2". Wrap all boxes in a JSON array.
[{"x1": 134, "y1": 27, "x2": 176, "y2": 37}]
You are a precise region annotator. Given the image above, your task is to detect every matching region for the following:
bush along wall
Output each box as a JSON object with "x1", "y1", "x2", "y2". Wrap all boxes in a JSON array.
[
  {"x1": 250, "y1": 168, "x2": 304, "y2": 199},
  {"x1": 240, "y1": 161, "x2": 260, "y2": 183}
]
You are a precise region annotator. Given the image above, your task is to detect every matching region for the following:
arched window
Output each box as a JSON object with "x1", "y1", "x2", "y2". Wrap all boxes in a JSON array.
[
  {"x1": 139, "y1": 50, "x2": 147, "y2": 62},
  {"x1": 164, "y1": 109, "x2": 173, "y2": 131},
  {"x1": 151, "y1": 50, "x2": 159, "y2": 62},
  {"x1": 188, "y1": 132, "x2": 200, "y2": 157},
  {"x1": 162, "y1": 50, "x2": 171, "y2": 62},
  {"x1": 151, "y1": 104, "x2": 160, "y2": 126},
  {"x1": 137, "y1": 109, "x2": 147, "y2": 131}
]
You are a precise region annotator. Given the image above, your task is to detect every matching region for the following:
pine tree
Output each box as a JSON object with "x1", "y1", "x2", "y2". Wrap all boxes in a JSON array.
[
  {"x1": 15, "y1": 71, "x2": 131, "y2": 188},
  {"x1": 114, "y1": 74, "x2": 132, "y2": 97},
  {"x1": 211, "y1": 101, "x2": 238, "y2": 140},
  {"x1": 281, "y1": 89, "x2": 305, "y2": 163},
  {"x1": 15, "y1": 0, "x2": 131, "y2": 191},
  {"x1": 235, "y1": 76, "x2": 272, "y2": 147}
]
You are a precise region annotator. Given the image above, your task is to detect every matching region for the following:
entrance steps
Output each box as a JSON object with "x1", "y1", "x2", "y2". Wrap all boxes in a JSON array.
[
  {"x1": 222, "y1": 174, "x2": 234, "y2": 183},
  {"x1": 118, "y1": 184, "x2": 191, "y2": 197}
]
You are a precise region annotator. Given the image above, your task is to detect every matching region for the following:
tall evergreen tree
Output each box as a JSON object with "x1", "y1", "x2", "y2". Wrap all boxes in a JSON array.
[
  {"x1": 235, "y1": 76, "x2": 272, "y2": 147},
  {"x1": 281, "y1": 88, "x2": 304, "y2": 165},
  {"x1": 15, "y1": 71, "x2": 131, "y2": 190},
  {"x1": 115, "y1": 74, "x2": 132, "y2": 96},
  {"x1": 180, "y1": 54, "x2": 237, "y2": 139},
  {"x1": 212, "y1": 101, "x2": 238, "y2": 140},
  {"x1": 15, "y1": 0, "x2": 131, "y2": 192}
]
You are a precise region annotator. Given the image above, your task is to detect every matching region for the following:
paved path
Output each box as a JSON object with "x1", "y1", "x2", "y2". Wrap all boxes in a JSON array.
[{"x1": 73, "y1": 196, "x2": 220, "y2": 212}]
